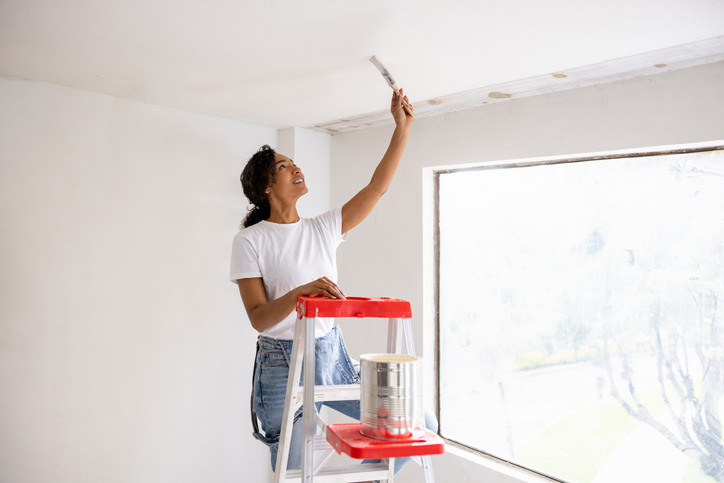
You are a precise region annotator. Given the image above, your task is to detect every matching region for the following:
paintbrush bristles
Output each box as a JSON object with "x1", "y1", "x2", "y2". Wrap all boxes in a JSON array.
[
  {"x1": 370, "y1": 56, "x2": 396, "y2": 88},
  {"x1": 369, "y1": 55, "x2": 414, "y2": 118}
]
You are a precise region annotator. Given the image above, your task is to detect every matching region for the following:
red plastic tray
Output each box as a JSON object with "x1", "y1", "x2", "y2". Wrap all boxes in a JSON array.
[
  {"x1": 326, "y1": 424, "x2": 445, "y2": 459},
  {"x1": 296, "y1": 296, "x2": 412, "y2": 320}
]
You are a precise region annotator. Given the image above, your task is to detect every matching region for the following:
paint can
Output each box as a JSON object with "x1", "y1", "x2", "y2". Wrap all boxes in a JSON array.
[{"x1": 359, "y1": 354, "x2": 424, "y2": 440}]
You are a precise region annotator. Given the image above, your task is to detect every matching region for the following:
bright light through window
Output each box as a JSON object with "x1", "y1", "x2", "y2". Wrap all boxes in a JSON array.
[{"x1": 437, "y1": 146, "x2": 724, "y2": 483}]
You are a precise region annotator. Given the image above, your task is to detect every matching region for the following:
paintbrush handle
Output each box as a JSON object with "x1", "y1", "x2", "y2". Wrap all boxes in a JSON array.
[{"x1": 390, "y1": 83, "x2": 414, "y2": 118}]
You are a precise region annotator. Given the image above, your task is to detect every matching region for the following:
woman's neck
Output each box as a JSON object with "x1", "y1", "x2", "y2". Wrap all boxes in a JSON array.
[{"x1": 266, "y1": 204, "x2": 300, "y2": 224}]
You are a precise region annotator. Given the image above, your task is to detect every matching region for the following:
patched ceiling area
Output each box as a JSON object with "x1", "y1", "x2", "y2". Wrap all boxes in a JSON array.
[{"x1": 1, "y1": 0, "x2": 723, "y2": 132}]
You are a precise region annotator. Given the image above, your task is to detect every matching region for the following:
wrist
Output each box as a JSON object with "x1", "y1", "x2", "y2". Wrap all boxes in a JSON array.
[{"x1": 394, "y1": 123, "x2": 412, "y2": 136}]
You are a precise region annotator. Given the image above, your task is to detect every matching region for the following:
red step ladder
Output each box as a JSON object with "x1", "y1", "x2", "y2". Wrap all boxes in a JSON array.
[{"x1": 272, "y1": 296, "x2": 444, "y2": 483}]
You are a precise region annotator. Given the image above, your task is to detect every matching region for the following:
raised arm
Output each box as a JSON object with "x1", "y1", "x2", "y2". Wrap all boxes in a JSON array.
[{"x1": 341, "y1": 89, "x2": 414, "y2": 234}]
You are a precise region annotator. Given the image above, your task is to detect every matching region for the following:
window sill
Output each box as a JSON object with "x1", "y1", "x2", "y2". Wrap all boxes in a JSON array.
[{"x1": 443, "y1": 439, "x2": 562, "y2": 483}]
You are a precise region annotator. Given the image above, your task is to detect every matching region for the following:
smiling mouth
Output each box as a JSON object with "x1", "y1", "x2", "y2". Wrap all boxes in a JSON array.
[{"x1": 293, "y1": 178, "x2": 305, "y2": 184}]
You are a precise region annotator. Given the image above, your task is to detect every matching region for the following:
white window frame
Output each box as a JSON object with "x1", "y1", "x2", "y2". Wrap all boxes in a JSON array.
[{"x1": 422, "y1": 139, "x2": 724, "y2": 482}]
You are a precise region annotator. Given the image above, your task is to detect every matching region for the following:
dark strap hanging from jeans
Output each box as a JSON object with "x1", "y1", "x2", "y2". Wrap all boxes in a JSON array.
[{"x1": 251, "y1": 340, "x2": 262, "y2": 440}]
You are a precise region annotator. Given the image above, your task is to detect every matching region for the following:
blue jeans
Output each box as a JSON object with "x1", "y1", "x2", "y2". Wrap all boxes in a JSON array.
[{"x1": 251, "y1": 325, "x2": 438, "y2": 475}]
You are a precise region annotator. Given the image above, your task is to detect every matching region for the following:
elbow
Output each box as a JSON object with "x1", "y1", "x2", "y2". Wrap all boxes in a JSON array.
[
  {"x1": 247, "y1": 309, "x2": 266, "y2": 333},
  {"x1": 368, "y1": 183, "x2": 388, "y2": 199},
  {"x1": 366, "y1": 173, "x2": 391, "y2": 199}
]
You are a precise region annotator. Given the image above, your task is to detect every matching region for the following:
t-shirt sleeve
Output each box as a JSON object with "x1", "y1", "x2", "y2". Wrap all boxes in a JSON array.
[
  {"x1": 229, "y1": 233, "x2": 262, "y2": 283},
  {"x1": 317, "y1": 207, "x2": 349, "y2": 247}
]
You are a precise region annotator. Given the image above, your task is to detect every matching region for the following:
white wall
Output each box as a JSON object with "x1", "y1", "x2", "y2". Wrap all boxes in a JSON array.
[
  {"x1": 330, "y1": 61, "x2": 724, "y2": 482},
  {"x1": 277, "y1": 127, "x2": 331, "y2": 218},
  {"x1": 0, "y1": 77, "x2": 295, "y2": 483}
]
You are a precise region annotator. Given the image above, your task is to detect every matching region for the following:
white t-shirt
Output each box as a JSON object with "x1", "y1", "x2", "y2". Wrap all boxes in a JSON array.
[{"x1": 229, "y1": 207, "x2": 348, "y2": 340}]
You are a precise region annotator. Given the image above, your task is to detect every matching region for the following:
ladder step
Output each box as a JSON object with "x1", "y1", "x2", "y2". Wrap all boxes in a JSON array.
[
  {"x1": 314, "y1": 435, "x2": 332, "y2": 451},
  {"x1": 293, "y1": 384, "x2": 360, "y2": 406},
  {"x1": 284, "y1": 462, "x2": 390, "y2": 483}
]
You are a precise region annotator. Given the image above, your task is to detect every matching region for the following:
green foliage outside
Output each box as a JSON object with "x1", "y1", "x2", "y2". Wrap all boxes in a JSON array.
[
  {"x1": 515, "y1": 347, "x2": 597, "y2": 372},
  {"x1": 514, "y1": 382, "x2": 718, "y2": 483},
  {"x1": 515, "y1": 398, "x2": 636, "y2": 482}
]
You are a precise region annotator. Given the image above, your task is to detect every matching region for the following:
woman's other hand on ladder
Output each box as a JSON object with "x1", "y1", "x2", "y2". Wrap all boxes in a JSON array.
[{"x1": 295, "y1": 277, "x2": 346, "y2": 300}]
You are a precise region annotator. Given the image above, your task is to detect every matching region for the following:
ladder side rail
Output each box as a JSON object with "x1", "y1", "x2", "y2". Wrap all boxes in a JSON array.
[
  {"x1": 399, "y1": 319, "x2": 435, "y2": 481},
  {"x1": 388, "y1": 318, "x2": 416, "y2": 356},
  {"x1": 411, "y1": 455, "x2": 435, "y2": 482},
  {"x1": 274, "y1": 315, "x2": 307, "y2": 483},
  {"x1": 402, "y1": 320, "x2": 437, "y2": 482},
  {"x1": 402, "y1": 319, "x2": 415, "y2": 356},
  {"x1": 421, "y1": 455, "x2": 434, "y2": 483},
  {"x1": 303, "y1": 315, "x2": 317, "y2": 481},
  {"x1": 387, "y1": 318, "x2": 403, "y2": 354}
]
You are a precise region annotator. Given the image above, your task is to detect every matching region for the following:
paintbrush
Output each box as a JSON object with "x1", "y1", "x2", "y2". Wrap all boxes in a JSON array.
[{"x1": 369, "y1": 56, "x2": 414, "y2": 118}]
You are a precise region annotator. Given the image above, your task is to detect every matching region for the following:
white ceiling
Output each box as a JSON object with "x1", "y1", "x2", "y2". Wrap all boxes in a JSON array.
[{"x1": 1, "y1": 0, "x2": 723, "y2": 130}]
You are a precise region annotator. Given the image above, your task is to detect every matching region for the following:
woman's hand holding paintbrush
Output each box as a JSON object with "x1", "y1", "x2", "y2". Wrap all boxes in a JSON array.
[
  {"x1": 370, "y1": 55, "x2": 415, "y2": 119},
  {"x1": 391, "y1": 88, "x2": 414, "y2": 128},
  {"x1": 392, "y1": 87, "x2": 414, "y2": 119}
]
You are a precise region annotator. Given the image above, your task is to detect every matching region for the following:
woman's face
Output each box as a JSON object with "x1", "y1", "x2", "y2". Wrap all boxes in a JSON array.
[{"x1": 266, "y1": 153, "x2": 308, "y2": 204}]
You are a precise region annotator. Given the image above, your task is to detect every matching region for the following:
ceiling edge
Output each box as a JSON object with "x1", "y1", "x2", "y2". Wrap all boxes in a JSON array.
[{"x1": 307, "y1": 35, "x2": 724, "y2": 135}]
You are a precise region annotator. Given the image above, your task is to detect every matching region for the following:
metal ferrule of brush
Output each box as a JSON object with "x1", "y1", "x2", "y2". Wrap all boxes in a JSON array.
[{"x1": 382, "y1": 72, "x2": 396, "y2": 88}]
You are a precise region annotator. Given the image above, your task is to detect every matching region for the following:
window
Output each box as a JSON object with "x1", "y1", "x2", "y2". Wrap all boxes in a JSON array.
[{"x1": 434, "y1": 143, "x2": 724, "y2": 483}]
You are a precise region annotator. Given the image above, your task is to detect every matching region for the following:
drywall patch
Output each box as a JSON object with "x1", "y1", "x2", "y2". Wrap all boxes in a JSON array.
[
  {"x1": 427, "y1": 98, "x2": 443, "y2": 106},
  {"x1": 655, "y1": 63, "x2": 667, "y2": 68},
  {"x1": 489, "y1": 91, "x2": 512, "y2": 99},
  {"x1": 553, "y1": 73, "x2": 568, "y2": 78}
]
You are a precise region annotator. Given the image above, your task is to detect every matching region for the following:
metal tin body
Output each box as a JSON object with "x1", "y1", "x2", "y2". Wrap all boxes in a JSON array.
[{"x1": 359, "y1": 354, "x2": 424, "y2": 440}]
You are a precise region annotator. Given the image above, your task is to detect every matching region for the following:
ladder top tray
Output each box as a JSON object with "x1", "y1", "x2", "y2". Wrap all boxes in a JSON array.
[
  {"x1": 326, "y1": 423, "x2": 445, "y2": 459},
  {"x1": 296, "y1": 296, "x2": 412, "y2": 319}
]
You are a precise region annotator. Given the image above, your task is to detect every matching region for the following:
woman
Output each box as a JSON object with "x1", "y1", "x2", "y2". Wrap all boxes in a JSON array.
[{"x1": 230, "y1": 89, "x2": 436, "y2": 475}]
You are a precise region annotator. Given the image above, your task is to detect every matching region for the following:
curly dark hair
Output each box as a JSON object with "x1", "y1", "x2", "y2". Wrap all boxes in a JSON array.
[{"x1": 240, "y1": 144, "x2": 277, "y2": 228}]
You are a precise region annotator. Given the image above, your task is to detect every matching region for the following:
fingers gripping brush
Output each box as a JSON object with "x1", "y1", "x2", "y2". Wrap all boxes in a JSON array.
[{"x1": 369, "y1": 55, "x2": 414, "y2": 118}]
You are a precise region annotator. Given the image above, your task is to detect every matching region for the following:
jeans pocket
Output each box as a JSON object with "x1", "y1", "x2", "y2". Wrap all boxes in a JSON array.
[{"x1": 260, "y1": 350, "x2": 288, "y2": 368}]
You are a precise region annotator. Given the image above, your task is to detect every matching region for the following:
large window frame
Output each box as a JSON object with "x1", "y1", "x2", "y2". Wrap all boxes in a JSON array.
[{"x1": 427, "y1": 140, "x2": 724, "y2": 482}]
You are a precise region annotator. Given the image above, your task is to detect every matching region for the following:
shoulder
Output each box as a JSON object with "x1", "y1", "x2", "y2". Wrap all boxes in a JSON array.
[
  {"x1": 307, "y1": 207, "x2": 342, "y2": 229},
  {"x1": 232, "y1": 222, "x2": 270, "y2": 250},
  {"x1": 236, "y1": 221, "x2": 269, "y2": 239},
  {"x1": 305, "y1": 207, "x2": 346, "y2": 244}
]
